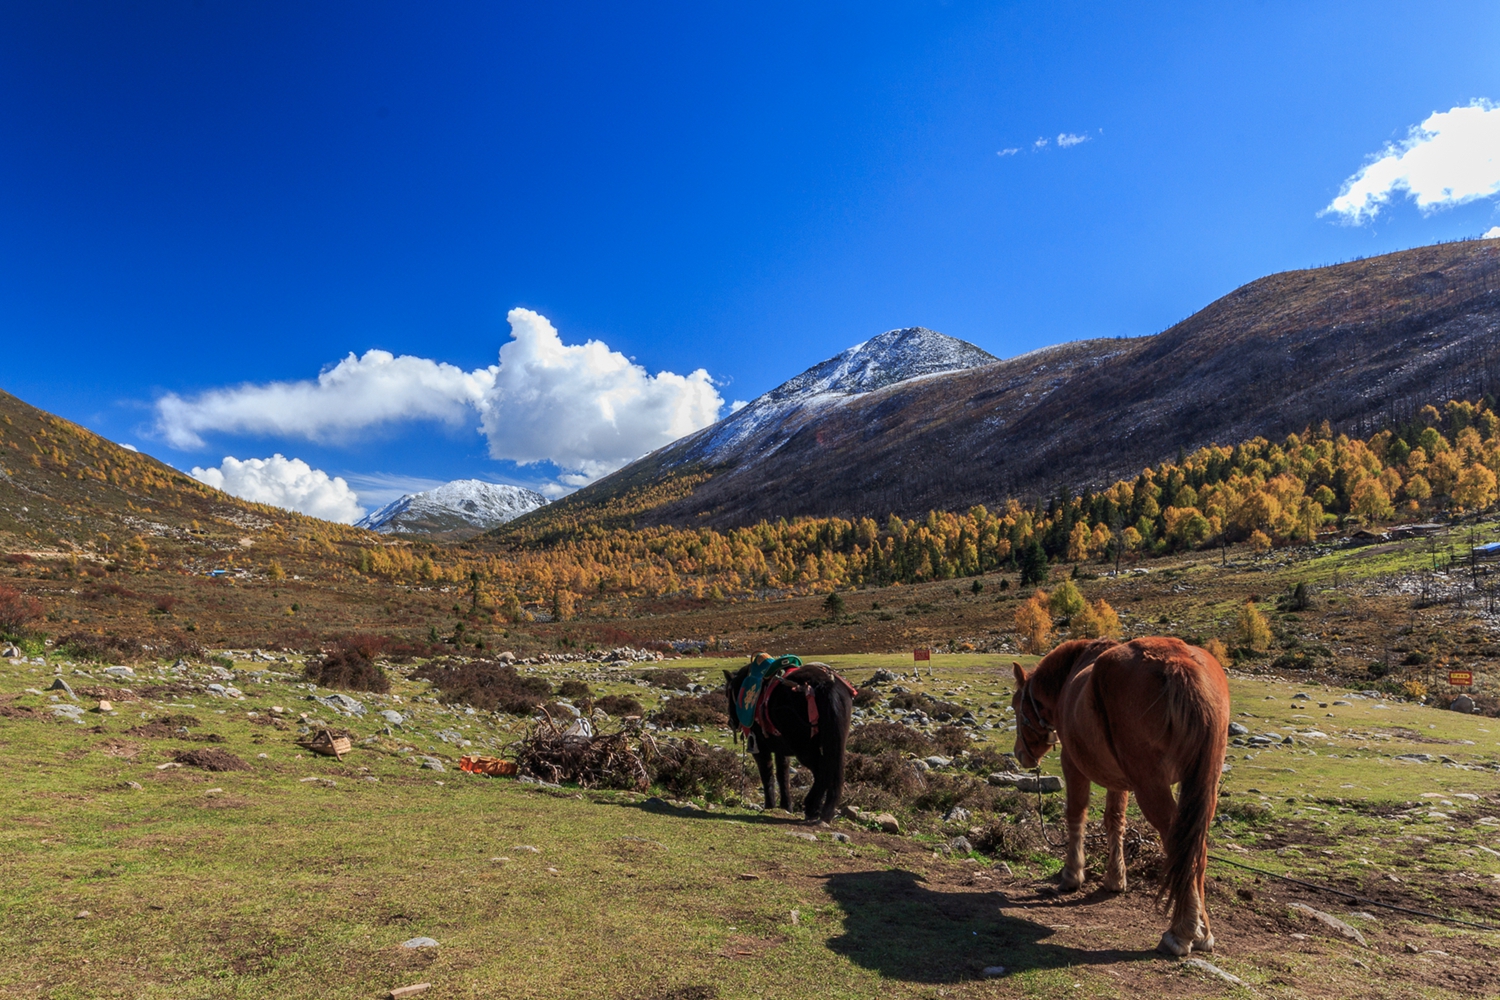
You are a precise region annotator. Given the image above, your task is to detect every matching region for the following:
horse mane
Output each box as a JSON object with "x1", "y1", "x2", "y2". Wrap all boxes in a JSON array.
[{"x1": 1029, "y1": 639, "x2": 1118, "y2": 698}]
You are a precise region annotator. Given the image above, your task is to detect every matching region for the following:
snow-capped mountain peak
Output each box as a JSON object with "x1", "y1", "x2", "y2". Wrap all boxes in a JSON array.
[{"x1": 355, "y1": 479, "x2": 547, "y2": 538}]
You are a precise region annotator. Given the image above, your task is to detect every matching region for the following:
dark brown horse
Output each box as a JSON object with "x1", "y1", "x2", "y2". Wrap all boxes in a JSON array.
[
  {"x1": 1011, "y1": 637, "x2": 1230, "y2": 956},
  {"x1": 724, "y1": 654, "x2": 853, "y2": 824}
]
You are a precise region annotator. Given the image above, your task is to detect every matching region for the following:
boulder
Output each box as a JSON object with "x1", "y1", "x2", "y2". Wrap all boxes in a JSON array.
[
  {"x1": 874, "y1": 812, "x2": 901, "y2": 834},
  {"x1": 1451, "y1": 694, "x2": 1476, "y2": 713},
  {"x1": 1228, "y1": 722, "x2": 1249, "y2": 736},
  {"x1": 987, "y1": 772, "x2": 1063, "y2": 793}
]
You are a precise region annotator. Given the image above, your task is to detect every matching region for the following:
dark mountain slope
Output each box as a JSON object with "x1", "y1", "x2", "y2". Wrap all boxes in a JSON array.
[{"x1": 513, "y1": 239, "x2": 1500, "y2": 533}]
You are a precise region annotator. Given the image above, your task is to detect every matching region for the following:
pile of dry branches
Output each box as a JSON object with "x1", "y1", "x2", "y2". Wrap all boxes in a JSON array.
[{"x1": 511, "y1": 719, "x2": 650, "y2": 790}]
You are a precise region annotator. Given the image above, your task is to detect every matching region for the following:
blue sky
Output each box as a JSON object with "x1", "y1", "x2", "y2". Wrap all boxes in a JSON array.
[{"x1": 3, "y1": 3, "x2": 1500, "y2": 518}]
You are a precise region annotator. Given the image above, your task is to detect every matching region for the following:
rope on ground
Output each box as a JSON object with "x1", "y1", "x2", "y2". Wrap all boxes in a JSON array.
[{"x1": 1208, "y1": 852, "x2": 1500, "y2": 931}]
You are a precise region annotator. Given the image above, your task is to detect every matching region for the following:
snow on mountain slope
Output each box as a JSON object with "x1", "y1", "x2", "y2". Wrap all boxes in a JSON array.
[
  {"x1": 689, "y1": 327, "x2": 998, "y2": 460},
  {"x1": 356, "y1": 479, "x2": 548, "y2": 538}
]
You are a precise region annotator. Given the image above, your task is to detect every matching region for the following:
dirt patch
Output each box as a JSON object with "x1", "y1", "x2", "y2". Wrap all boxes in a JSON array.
[
  {"x1": 74, "y1": 685, "x2": 140, "y2": 701},
  {"x1": 98, "y1": 739, "x2": 140, "y2": 759},
  {"x1": 0, "y1": 702, "x2": 44, "y2": 719},
  {"x1": 172, "y1": 748, "x2": 251, "y2": 771}
]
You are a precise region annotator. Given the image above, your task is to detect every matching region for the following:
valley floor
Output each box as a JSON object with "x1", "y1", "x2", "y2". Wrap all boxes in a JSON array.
[{"x1": 5, "y1": 654, "x2": 1500, "y2": 999}]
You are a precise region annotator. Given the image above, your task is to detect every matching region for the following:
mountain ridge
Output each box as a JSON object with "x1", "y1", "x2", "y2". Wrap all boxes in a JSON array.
[
  {"x1": 507, "y1": 238, "x2": 1500, "y2": 535},
  {"x1": 355, "y1": 479, "x2": 548, "y2": 539}
]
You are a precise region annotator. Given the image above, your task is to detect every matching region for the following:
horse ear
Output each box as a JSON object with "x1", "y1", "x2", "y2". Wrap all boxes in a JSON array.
[
  {"x1": 723, "y1": 669, "x2": 734, "y2": 683},
  {"x1": 1012, "y1": 661, "x2": 1027, "y2": 686}
]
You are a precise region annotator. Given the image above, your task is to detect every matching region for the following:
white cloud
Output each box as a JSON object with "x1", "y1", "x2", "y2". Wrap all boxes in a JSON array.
[
  {"x1": 191, "y1": 455, "x2": 366, "y2": 524},
  {"x1": 1484, "y1": 226, "x2": 1500, "y2": 239},
  {"x1": 118, "y1": 443, "x2": 138, "y2": 452},
  {"x1": 1033, "y1": 137, "x2": 1049, "y2": 149},
  {"x1": 1056, "y1": 133, "x2": 1090, "y2": 147},
  {"x1": 156, "y1": 308, "x2": 726, "y2": 486},
  {"x1": 996, "y1": 147, "x2": 1020, "y2": 157},
  {"x1": 157, "y1": 351, "x2": 495, "y2": 449},
  {"x1": 339, "y1": 471, "x2": 449, "y2": 509},
  {"x1": 476, "y1": 309, "x2": 724, "y2": 480},
  {"x1": 1325, "y1": 101, "x2": 1500, "y2": 223}
]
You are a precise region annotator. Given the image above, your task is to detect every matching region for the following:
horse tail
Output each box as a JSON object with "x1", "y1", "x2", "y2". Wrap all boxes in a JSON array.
[
  {"x1": 820, "y1": 676, "x2": 854, "y2": 808},
  {"x1": 1158, "y1": 658, "x2": 1229, "y2": 914}
]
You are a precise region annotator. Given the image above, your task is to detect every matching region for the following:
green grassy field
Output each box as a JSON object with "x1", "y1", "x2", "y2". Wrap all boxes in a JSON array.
[{"x1": 6, "y1": 652, "x2": 1500, "y2": 999}]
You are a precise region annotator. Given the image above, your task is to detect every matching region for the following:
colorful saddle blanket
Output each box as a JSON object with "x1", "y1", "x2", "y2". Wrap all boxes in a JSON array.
[{"x1": 733, "y1": 654, "x2": 800, "y2": 732}]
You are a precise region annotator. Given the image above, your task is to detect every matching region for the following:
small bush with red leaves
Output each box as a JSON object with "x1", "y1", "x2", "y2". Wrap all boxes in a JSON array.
[
  {"x1": 0, "y1": 585, "x2": 43, "y2": 638},
  {"x1": 304, "y1": 635, "x2": 392, "y2": 694}
]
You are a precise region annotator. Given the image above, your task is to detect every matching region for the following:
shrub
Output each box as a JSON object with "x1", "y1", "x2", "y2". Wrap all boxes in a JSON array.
[
  {"x1": 844, "y1": 751, "x2": 927, "y2": 802},
  {"x1": 0, "y1": 585, "x2": 43, "y2": 638},
  {"x1": 1203, "y1": 637, "x2": 1231, "y2": 666},
  {"x1": 650, "y1": 692, "x2": 728, "y2": 729},
  {"x1": 412, "y1": 660, "x2": 552, "y2": 713},
  {"x1": 823, "y1": 592, "x2": 846, "y2": 617},
  {"x1": 852, "y1": 687, "x2": 880, "y2": 708},
  {"x1": 595, "y1": 693, "x2": 644, "y2": 717},
  {"x1": 971, "y1": 817, "x2": 1046, "y2": 861},
  {"x1": 305, "y1": 636, "x2": 392, "y2": 694},
  {"x1": 645, "y1": 738, "x2": 751, "y2": 801},
  {"x1": 153, "y1": 595, "x2": 179, "y2": 614},
  {"x1": 1402, "y1": 679, "x2": 1428, "y2": 700},
  {"x1": 643, "y1": 668, "x2": 694, "y2": 689},
  {"x1": 933, "y1": 724, "x2": 973, "y2": 756},
  {"x1": 556, "y1": 679, "x2": 593, "y2": 701},
  {"x1": 849, "y1": 721, "x2": 934, "y2": 756}
]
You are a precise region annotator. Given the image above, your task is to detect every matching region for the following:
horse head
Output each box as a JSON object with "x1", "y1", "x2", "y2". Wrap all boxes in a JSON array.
[{"x1": 1010, "y1": 660, "x2": 1057, "y2": 768}]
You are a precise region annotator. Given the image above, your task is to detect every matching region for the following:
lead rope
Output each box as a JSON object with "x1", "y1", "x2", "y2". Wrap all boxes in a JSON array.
[{"x1": 1034, "y1": 765, "x2": 1067, "y2": 850}]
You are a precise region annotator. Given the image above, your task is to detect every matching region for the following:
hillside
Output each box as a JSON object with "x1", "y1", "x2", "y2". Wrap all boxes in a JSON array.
[{"x1": 516, "y1": 239, "x2": 1500, "y2": 532}]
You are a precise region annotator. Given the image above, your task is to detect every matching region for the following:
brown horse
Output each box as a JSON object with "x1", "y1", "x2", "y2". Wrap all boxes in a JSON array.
[{"x1": 1011, "y1": 637, "x2": 1230, "y2": 956}]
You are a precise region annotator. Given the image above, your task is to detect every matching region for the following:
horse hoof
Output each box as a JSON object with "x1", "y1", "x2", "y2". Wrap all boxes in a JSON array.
[
  {"x1": 1193, "y1": 933, "x2": 1215, "y2": 954},
  {"x1": 1157, "y1": 931, "x2": 1191, "y2": 957},
  {"x1": 1103, "y1": 876, "x2": 1126, "y2": 893},
  {"x1": 1058, "y1": 871, "x2": 1084, "y2": 892}
]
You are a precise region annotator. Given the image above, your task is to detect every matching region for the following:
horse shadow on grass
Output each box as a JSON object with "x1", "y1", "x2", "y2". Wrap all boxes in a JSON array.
[{"x1": 819, "y1": 869, "x2": 1156, "y2": 982}]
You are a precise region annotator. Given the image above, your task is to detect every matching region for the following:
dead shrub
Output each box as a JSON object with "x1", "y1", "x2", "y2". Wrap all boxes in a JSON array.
[
  {"x1": 848, "y1": 721, "x2": 934, "y2": 756},
  {"x1": 596, "y1": 693, "x2": 644, "y2": 717},
  {"x1": 556, "y1": 679, "x2": 593, "y2": 701},
  {"x1": 650, "y1": 692, "x2": 728, "y2": 729},
  {"x1": 933, "y1": 725, "x2": 974, "y2": 757},
  {"x1": 512, "y1": 726, "x2": 649, "y2": 790},
  {"x1": 843, "y1": 750, "x2": 927, "y2": 802},
  {"x1": 305, "y1": 636, "x2": 391, "y2": 694},
  {"x1": 852, "y1": 687, "x2": 880, "y2": 708},
  {"x1": 644, "y1": 737, "x2": 751, "y2": 801},
  {"x1": 0, "y1": 584, "x2": 44, "y2": 637},
  {"x1": 971, "y1": 817, "x2": 1046, "y2": 861},
  {"x1": 643, "y1": 668, "x2": 695, "y2": 689},
  {"x1": 412, "y1": 660, "x2": 552, "y2": 714}
]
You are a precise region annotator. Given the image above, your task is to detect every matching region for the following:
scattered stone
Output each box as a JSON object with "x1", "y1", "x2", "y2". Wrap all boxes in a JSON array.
[
  {"x1": 75, "y1": 910, "x2": 90, "y2": 920},
  {"x1": 122, "y1": 780, "x2": 143, "y2": 790},
  {"x1": 874, "y1": 812, "x2": 900, "y2": 834},
  {"x1": 51, "y1": 704, "x2": 86, "y2": 719},
  {"x1": 943, "y1": 806, "x2": 972, "y2": 824},
  {"x1": 1290, "y1": 902, "x2": 1368, "y2": 947},
  {"x1": 97, "y1": 700, "x2": 113, "y2": 713},
  {"x1": 311, "y1": 693, "x2": 365, "y2": 715},
  {"x1": 832, "y1": 832, "x2": 851, "y2": 843},
  {"x1": 418, "y1": 756, "x2": 445, "y2": 772},
  {"x1": 871, "y1": 668, "x2": 898, "y2": 683},
  {"x1": 982, "y1": 966, "x2": 1006, "y2": 977},
  {"x1": 1227, "y1": 722, "x2": 1249, "y2": 736},
  {"x1": 1333, "y1": 700, "x2": 1353, "y2": 706},
  {"x1": 1, "y1": 644, "x2": 21, "y2": 657},
  {"x1": 737, "y1": 873, "x2": 760, "y2": 880},
  {"x1": 1395, "y1": 753, "x2": 1437, "y2": 764},
  {"x1": 400, "y1": 937, "x2": 439, "y2": 949},
  {"x1": 513, "y1": 845, "x2": 541, "y2": 853},
  {"x1": 103, "y1": 666, "x2": 135, "y2": 678},
  {"x1": 155, "y1": 761, "x2": 183, "y2": 770},
  {"x1": 924, "y1": 755, "x2": 953, "y2": 769},
  {"x1": 380, "y1": 710, "x2": 405, "y2": 726},
  {"x1": 949, "y1": 836, "x2": 974, "y2": 854},
  {"x1": 1452, "y1": 695, "x2": 1476, "y2": 713},
  {"x1": 987, "y1": 772, "x2": 1063, "y2": 793},
  {"x1": 787, "y1": 831, "x2": 818, "y2": 842},
  {"x1": 47, "y1": 677, "x2": 75, "y2": 697},
  {"x1": 388, "y1": 985, "x2": 432, "y2": 1000},
  {"x1": 1181, "y1": 957, "x2": 1242, "y2": 984}
]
